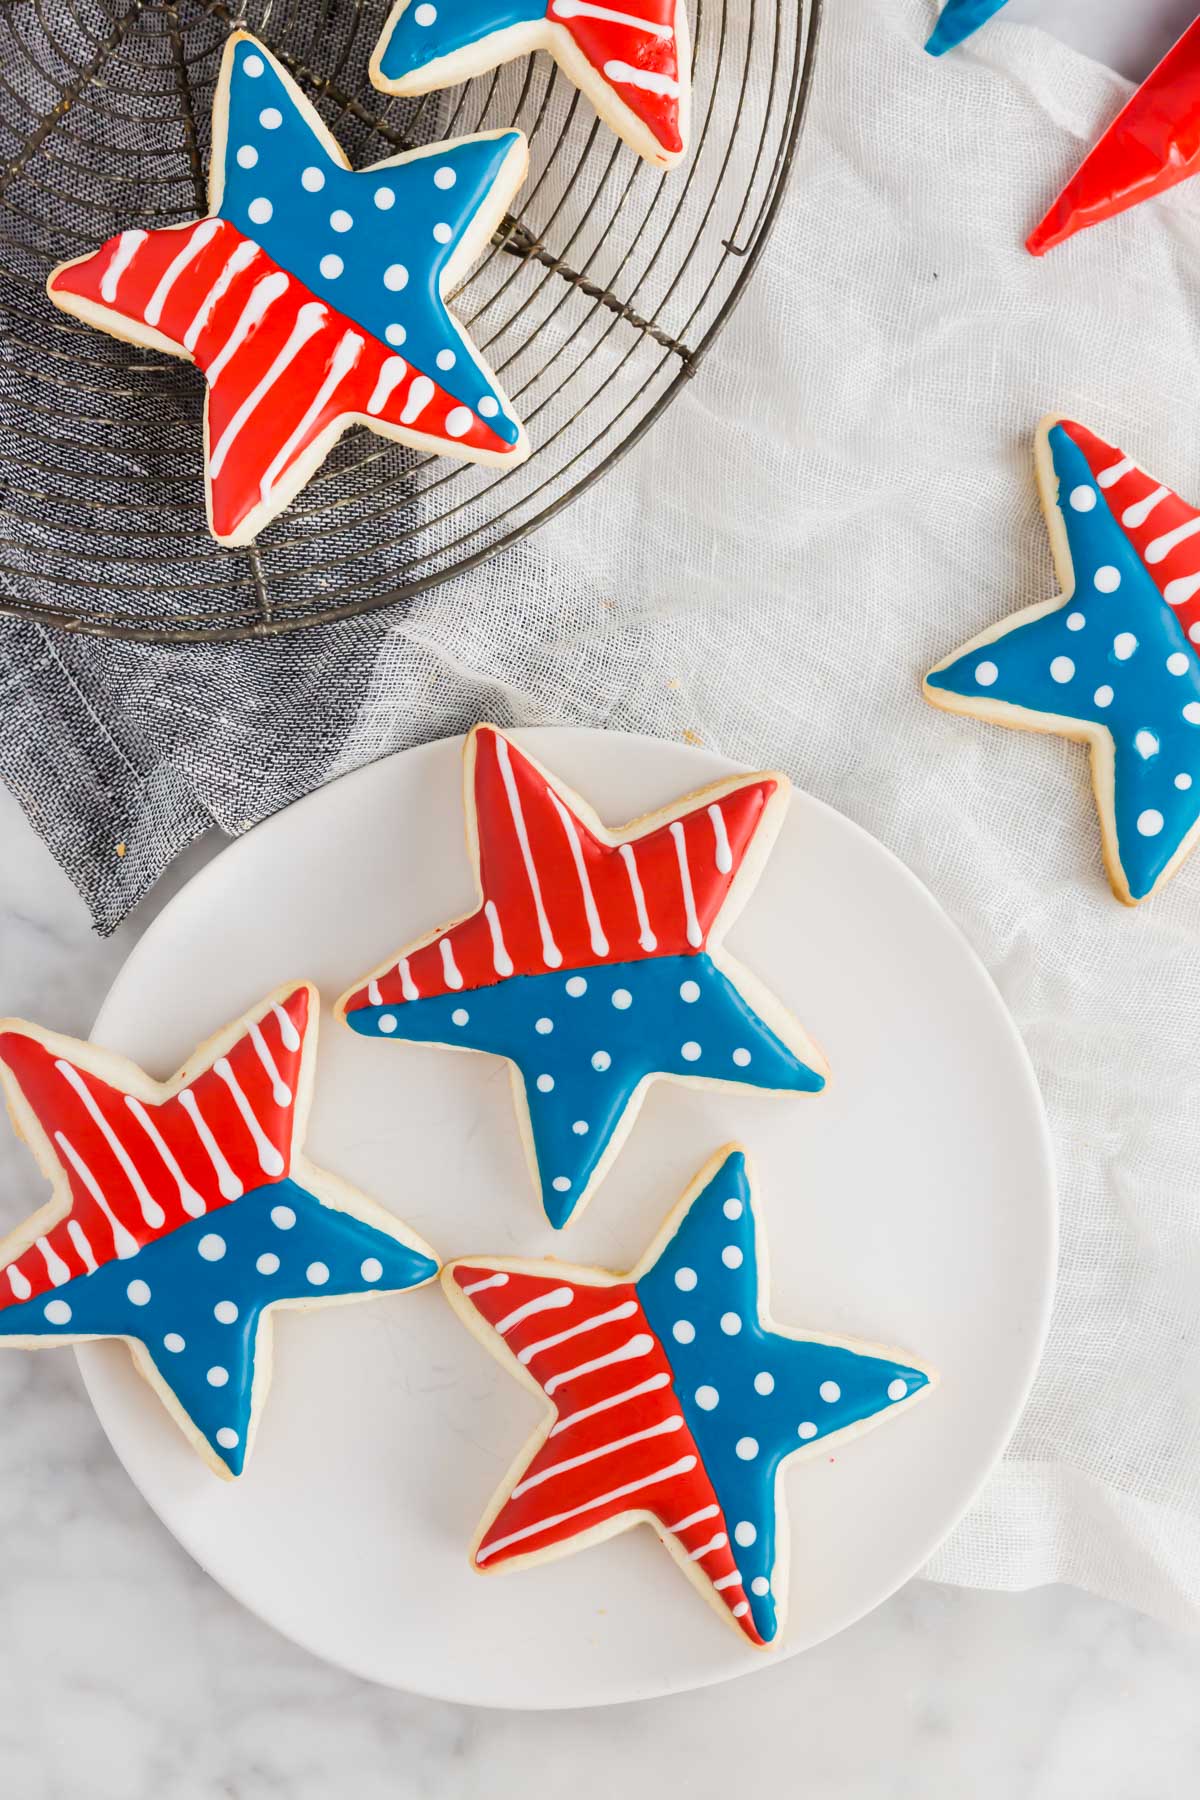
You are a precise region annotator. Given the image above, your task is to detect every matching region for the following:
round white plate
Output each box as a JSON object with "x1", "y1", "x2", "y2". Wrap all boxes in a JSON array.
[{"x1": 79, "y1": 730, "x2": 1055, "y2": 1707}]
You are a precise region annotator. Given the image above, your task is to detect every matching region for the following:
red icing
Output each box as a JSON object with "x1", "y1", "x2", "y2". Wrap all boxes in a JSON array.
[
  {"x1": 1060, "y1": 419, "x2": 1200, "y2": 648},
  {"x1": 49, "y1": 220, "x2": 512, "y2": 542},
  {"x1": 343, "y1": 726, "x2": 777, "y2": 1012},
  {"x1": 1028, "y1": 20, "x2": 1200, "y2": 255},
  {"x1": 557, "y1": 1, "x2": 684, "y2": 158},
  {"x1": 0, "y1": 986, "x2": 309, "y2": 1312},
  {"x1": 456, "y1": 1262, "x2": 763, "y2": 1643}
]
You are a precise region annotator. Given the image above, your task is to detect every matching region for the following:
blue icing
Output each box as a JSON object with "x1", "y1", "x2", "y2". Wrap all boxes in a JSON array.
[
  {"x1": 0, "y1": 1178, "x2": 436, "y2": 1474},
  {"x1": 927, "y1": 425, "x2": 1200, "y2": 900},
  {"x1": 636, "y1": 1151, "x2": 929, "y2": 1643},
  {"x1": 344, "y1": 954, "x2": 824, "y2": 1230},
  {"x1": 377, "y1": 0, "x2": 547, "y2": 83},
  {"x1": 925, "y1": 0, "x2": 1010, "y2": 54},
  {"x1": 218, "y1": 40, "x2": 520, "y2": 440}
]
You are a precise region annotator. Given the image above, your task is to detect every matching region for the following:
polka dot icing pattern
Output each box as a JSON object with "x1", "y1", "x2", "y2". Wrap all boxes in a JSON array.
[
  {"x1": 338, "y1": 725, "x2": 828, "y2": 1230},
  {"x1": 925, "y1": 419, "x2": 1200, "y2": 904},
  {"x1": 46, "y1": 33, "x2": 529, "y2": 546},
  {"x1": 444, "y1": 1148, "x2": 932, "y2": 1647},
  {"x1": 0, "y1": 984, "x2": 437, "y2": 1477}
]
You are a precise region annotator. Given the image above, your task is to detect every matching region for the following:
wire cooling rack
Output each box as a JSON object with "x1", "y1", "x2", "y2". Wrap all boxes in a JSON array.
[{"x1": 0, "y1": 0, "x2": 822, "y2": 642}]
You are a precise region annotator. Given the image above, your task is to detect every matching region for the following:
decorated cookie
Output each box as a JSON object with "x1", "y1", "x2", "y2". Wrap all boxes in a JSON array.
[
  {"x1": 0, "y1": 984, "x2": 438, "y2": 1477},
  {"x1": 370, "y1": 0, "x2": 689, "y2": 170},
  {"x1": 925, "y1": 417, "x2": 1200, "y2": 905},
  {"x1": 336, "y1": 726, "x2": 828, "y2": 1229},
  {"x1": 46, "y1": 33, "x2": 530, "y2": 546},
  {"x1": 443, "y1": 1146, "x2": 933, "y2": 1646},
  {"x1": 924, "y1": 0, "x2": 1009, "y2": 55}
]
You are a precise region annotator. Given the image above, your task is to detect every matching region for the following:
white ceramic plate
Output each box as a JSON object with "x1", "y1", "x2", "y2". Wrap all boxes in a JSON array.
[{"x1": 79, "y1": 730, "x2": 1055, "y2": 1707}]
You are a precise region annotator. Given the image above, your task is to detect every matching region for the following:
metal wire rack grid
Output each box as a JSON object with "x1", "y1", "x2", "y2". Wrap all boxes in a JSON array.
[{"x1": 0, "y1": 0, "x2": 822, "y2": 642}]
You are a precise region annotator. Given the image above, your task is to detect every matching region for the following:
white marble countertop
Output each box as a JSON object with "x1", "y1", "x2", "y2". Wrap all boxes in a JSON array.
[{"x1": 4, "y1": 2, "x2": 1200, "y2": 1793}]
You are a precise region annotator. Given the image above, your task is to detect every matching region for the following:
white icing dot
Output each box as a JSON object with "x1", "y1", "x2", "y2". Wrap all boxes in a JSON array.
[
  {"x1": 374, "y1": 185, "x2": 395, "y2": 210},
  {"x1": 451, "y1": 1008, "x2": 469, "y2": 1026},
  {"x1": 1066, "y1": 611, "x2": 1085, "y2": 631},
  {"x1": 797, "y1": 1421, "x2": 818, "y2": 1440},
  {"x1": 754, "y1": 1371, "x2": 775, "y2": 1395},
  {"x1": 478, "y1": 396, "x2": 499, "y2": 418},
  {"x1": 732, "y1": 1047, "x2": 752, "y2": 1067},
  {"x1": 259, "y1": 107, "x2": 282, "y2": 129},
  {"x1": 330, "y1": 209, "x2": 353, "y2": 233},
  {"x1": 256, "y1": 1253, "x2": 279, "y2": 1275},
  {"x1": 695, "y1": 1385, "x2": 719, "y2": 1410},
  {"x1": 723, "y1": 1198, "x2": 743, "y2": 1220},
  {"x1": 720, "y1": 1311, "x2": 741, "y2": 1336},
  {"x1": 306, "y1": 1261, "x2": 330, "y2": 1286},
  {"x1": 214, "y1": 1300, "x2": 238, "y2": 1324},
  {"x1": 383, "y1": 263, "x2": 409, "y2": 291},
  {"x1": 216, "y1": 1427, "x2": 239, "y2": 1449},
  {"x1": 414, "y1": 1, "x2": 438, "y2": 19},
  {"x1": 237, "y1": 145, "x2": 258, "y2": 169},
  {"x1": 247, "y1": 197, "x2": 273, "y2": 225},
  {"x1": 126, "y1": 1279, "x2": 151, "y2": 1306},
  {"x1": 1136, "y1": 809, "x2": 1164, "y2": 837},
  {"x1": 1135, "y1": 729, "x2": 1160, "y2": 760},
  {"x1": 1185, "y1": 703, "x2": 1200, "y2": 724},
  {"x1": 681, "y1": 1041, "x2": 701, "y2": 1062},
  {"x1": 1094, "y1": 685, "x2": 1114, "y2": 708},
  {"x1": 888, "y1": 1378, "x2": 908, "y2": 1400},
  {"x1": 361, "y1": 1258, "x2": 383, "y2": 1282},
  {"x1": 974, "y1": 661, "x2": 998, "y2": 687},
  {"x1": 592, "y1": 1051, "x2": 611, "y2": 1071},
  {"x1": 552, "y1": 1176, "x2": 571, "y2": 1193},
  {"x1": 735, "y1": 1437, "x2": 758, "y2": 1460},
  {"x1": 819, "y1": 1380, "x2": 841, "y2": 1403},
  {"x1": 436, "y1": 349, "x2": 456, "y2": 371},
  {"x1": 207, "y1": 1366, "x2": 229, "y2": 1387},
  {"x1": 566, "y1": 976, "x2": 587, "y2": 996},
  {"x1": 163, "y1": 1333, "x2": 185, "y2": 1353},
  {"x1": 433, "y1": 222, "x2": 453, "y2": 244},
  {"x1": 1049, "y1": 656, "x2": 1075, "y2": 684},
  {"x1": 673, "y1": 1320, "x2": 695, "y2": 1344},
  {"x1": 1191, "y1": 623, "x2": 1200, "y2": 644},
  {"x1": 535, "y1": 1017, "x2": 554, "y2": 1034},
  {"x1": 1068, "y1": 485, "x2": 1096, "y2": 512},
  {"x1": 751, "y1": 1576, "x2": 770, "y2": 1596},
  {"x1": 572, "y1": 1119, "x2": 588, "y2": 1135},
  {"x1": 679, "y1": 980, "x2": 700, "y2": 1003},
  {"x1": 1176, "y1": 773, "x2": 1193, "y2": 790},
  {"x1": 271, "y1": 1206, "x2": 296, "y2": 1231},
  {"x1": 302, "y1": 166, "x2": 325, "y2": 192},
  {"x1": 1094, "y1": 565, "x2": 1121, "y2": 593},
  {"x1": 732, "y1": 1601, "x2": 750, "y2": 1618},
  {"x1": 722, "y1": 1245, "x2": 743, "y2": 1269},
  {"x1": 378, "y1": 1013, "x2": 398, "y2": 1032},
  {"x1": 434, "y1": 165, "x2": 456, "y2": 189},
  {"x1": 734, "y1": 1520, "x2": 757, "y2": 1547},
  {"x1": 43, "y1": 1299, "x2": 71, "y2": 1325},
  {"x1": 536, "y1": 1073, "x2": 555, "y2": 1093},
  {"x1": 198, "y1": 1233, "x2": 226, "y2": 1261},
  {"x1": 385, "y1": 323, "x2": 407, "y2": 346},
  {"x1": 319, "y1": 253, "x2": 343, "y2": 279},
  {"x1": 1167, "y1": 652, "x2": 1190, "y2": 676},
  {"x1": 445, "y1": 407, "x2": 474, "y2": 438},
  {"x1": 242, "y1": 53, "x2": 265, "y2": 76},
  {"x1": 1113, "y1": 632, "x2": 1137, "y2": 660},
  {"x1": 611, "y1": 988, "x2": 632, "y2": 1010},
  {"x1": 674, "y1": 1266, "x2": 698, "y2": 1291}
]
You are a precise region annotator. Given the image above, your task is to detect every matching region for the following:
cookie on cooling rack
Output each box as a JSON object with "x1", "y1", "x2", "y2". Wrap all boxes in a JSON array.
[
  {"x1": 369, "y1": 0, "x2": 690, "y2": 170},
  {"x1": 46, "y1": 32, "x2": 530, "y2": 547},
  {"x1": 0, "y1": 982, "x2": 438, "y2": 1478}
]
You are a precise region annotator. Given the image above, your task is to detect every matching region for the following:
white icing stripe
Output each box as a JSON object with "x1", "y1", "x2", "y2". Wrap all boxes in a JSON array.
[
  {"x1": 366, "y1": 355, "x2": 408, "y2": 416},
  {"x1": 5, "y1": 1265, "x2": 31, "y2": 1301},
  {"x1": 177, "y1": 1090, "x2": 243, "y2": 1199},
  {"x1": 552, "y1": 0, "x2": 672, "y2": 37},
  {"x1": 66, "y1": 1219, "x2": 98, "y2": 1274},
  {"x1": 547, "y1": 788, "x2": 609, "y2": 956},
  {"x1": 688, "y1": 1531, "x2": 729, "y2": 1562},
  {"x1": 603, "y1": 58, "x2": 679, "y2": 97},
  {"x1": 209, "y1": 301, "x2": 326, "y2": 478},
  {"x1": 550, "y1": 1372, "x2": 671, "y2": 1435},
  {"x1": 708, "y1": 802, "x2": 733, "y2": 873},
  {"x1": 1122, "y1": 486, "x2": 1169, "y2": 529},
  {"x1": 260, "y1": 330, "x2": 362, "y2": 498},
  {"x1": 618, "y1": 843, "x2": 657, "y2": 951},
  {"x1": 666, "y1": 1503, "x2": 720, "y2": 1533},
  {"x1": 125, "y1": 1095, "x2": 206, "y2": 1218},
  {"x1": 1146, "y1": 515, "x2": 1200, "y2": 564},
  {"x1": 36, "y1": 1235, "x2": 71, "y2": 1287},
  {"x1": 54, "y1": 1060, "x2": 165, "y2": 1230},
  {"x1": 494, "y1": 735, "x2": 563, "y2": 968},
  {"x1": 143, "y1": 218, "x2": 222, "y2": 326},
  {"x1": 476, "y1": 1456, "x2": 697, "y2": 1561},
  {"x1": 517, "y1": 1299, "x2": 637, "y2": 1364},
  {"x1": 248, "y1": 1020, "x2": 291, "y2": 1107},
  {"x1": 484, "y1": 899, "x2": 514, "y2": 976},
  {"x1": 270, "y1": 1000, "x2": 302, "y2": 1051},
  {"x1": 100, "y1": 229, "x2": 147, "y2": 303},
  {"x1": 511, "y1": 1416, "x2": 683, "y2": 1498},
  {"x1": 494, "y1": 1285, "x2": 574, "y2": 1335},
  {"x1": 439, "y1": 937, "x2": 464, "y2": 991},
  {"x1": 669, "y1": 820, "x2": 703, "y2": 947},
  {"x1": 54, "y1": 1131, "x2": 140, "y2": 1258},
  {"x1": 1097, "y1": 454, "x2": 1135, "y2": 489},
  {"x1": 400, "y1": 374, "x2": 435, "y2": 424},
  {"x1": 462, "y1": 1270, "x2": 509, "y2": 1296},
  {"x1": 1165, "y1": 572, "x2": 1200, "y2": 606},
  {"x1": 713, "y1": 1570, "x2": 742, "y2": 1591},
  {"x1": 182, "y1": 238, "x2": 258, "y2": 353},
  {"x1": 543, "y1": 1332, "x2": 654, "y2": 1396},
  {"x1": 214, "y1": 1057, "x2": 285, "y2": 1177},
  {"x1": 367, "y1": 979, "x2": 383, "y2": 1006},
  {"x1": 204, "y1": 270, "x2": 289, "y2": 386},
  {"x1": 396, "y1": 956, "x2": 419, "y2": 1001}
]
